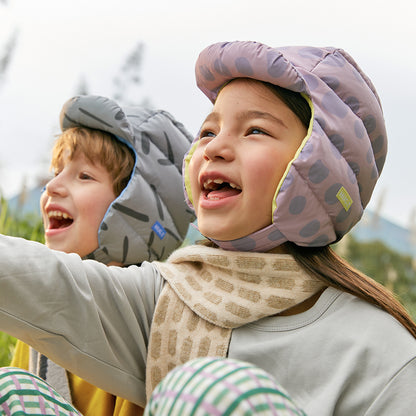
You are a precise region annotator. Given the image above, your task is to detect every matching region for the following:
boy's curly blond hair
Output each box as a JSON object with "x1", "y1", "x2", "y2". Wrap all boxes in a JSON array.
[{"x1": 50, "y1": 127, "x2": 135, "y2": 196}]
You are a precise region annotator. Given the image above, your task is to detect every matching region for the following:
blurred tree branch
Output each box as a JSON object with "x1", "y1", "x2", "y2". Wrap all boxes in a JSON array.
[
  {"x1": 0, "y1": 30, "x2": 18, "y2": 89},
  {"x1": 112, "y1": 42, "x2": 150, "y2": 106}
]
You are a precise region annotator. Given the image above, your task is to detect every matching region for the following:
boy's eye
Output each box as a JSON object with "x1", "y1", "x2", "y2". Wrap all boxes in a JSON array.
[
  {"x1": 79, "y1": 173, "x2": 93, "y2": 180},
  {"x1": 53, "y1": 169, "x2": 62, "y2": 177}
]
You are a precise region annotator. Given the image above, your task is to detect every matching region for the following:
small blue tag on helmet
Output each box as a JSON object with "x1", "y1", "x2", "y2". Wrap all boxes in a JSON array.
[{"x1": 152, "y1": 221, "x2": 167, "y2": 239}]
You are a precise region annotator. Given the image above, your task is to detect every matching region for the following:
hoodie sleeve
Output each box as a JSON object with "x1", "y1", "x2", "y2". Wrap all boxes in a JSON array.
[{"x1": 0, "y1": 234, "x2": 163, "y2": 407}]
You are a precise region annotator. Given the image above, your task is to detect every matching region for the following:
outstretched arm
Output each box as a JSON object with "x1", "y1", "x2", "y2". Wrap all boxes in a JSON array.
[{"x1": 0, "y1": 234, "x2": 162, "y2": 407}]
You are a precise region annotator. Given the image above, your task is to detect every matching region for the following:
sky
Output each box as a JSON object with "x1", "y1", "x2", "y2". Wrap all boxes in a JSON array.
[{"x1": 0, "y1": 0, "x2": 415, "y2": 228}]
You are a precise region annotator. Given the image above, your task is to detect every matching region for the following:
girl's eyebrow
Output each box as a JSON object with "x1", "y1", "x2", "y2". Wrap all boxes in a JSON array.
[
  {"x1": 237, "y1": 110, "x2": 288, "y2": 129},
  {"x1": 201, "y1": 110, "x2": 288, "y2": 129},
  {"x1": 201, "y1": 112, "x2": 220, "y2": 125}
]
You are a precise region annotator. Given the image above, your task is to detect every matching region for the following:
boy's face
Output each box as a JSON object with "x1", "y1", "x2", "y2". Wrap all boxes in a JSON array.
[
  {"x1": 188, "y1": 78, "x2": 307, "y2": 242},
  {"x1": 40, "y1": 150, "x2": 116, "y2": 258}
]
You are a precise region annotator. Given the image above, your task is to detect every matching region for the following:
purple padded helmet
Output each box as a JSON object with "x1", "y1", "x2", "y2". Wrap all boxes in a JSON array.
[{"x1": 183, "y1": 41, "x2": 387, "y2": 252}]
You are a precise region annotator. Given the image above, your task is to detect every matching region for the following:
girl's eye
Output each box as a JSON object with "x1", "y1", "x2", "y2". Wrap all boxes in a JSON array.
[
  {"x1": 199, "y1": 129, "x2": 216, "y2": 139},
  {"x1": 248, "y1": 128, "x2": 267, "y2": 135}
]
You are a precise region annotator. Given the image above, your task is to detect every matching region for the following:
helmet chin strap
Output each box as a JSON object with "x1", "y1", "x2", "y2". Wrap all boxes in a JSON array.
[{"x1": 201, "y1": 223, "x2": 288, "y2": 252}]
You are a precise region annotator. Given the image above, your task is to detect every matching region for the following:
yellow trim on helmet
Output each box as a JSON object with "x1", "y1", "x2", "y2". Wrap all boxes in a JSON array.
[{"x1": 184, "y1": 140, "x2": 200, "y2": 207}]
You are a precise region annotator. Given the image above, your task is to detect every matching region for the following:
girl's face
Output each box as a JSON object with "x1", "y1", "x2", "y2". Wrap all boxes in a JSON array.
[
  {"x1": 40, "y1": 151, "x2": 116, "y2": 258},
  {"x1": 188, "y1": 78, "x2": 307, "y2": 242}
]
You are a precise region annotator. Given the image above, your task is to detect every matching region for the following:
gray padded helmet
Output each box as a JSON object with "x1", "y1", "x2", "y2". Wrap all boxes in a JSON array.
[{"x1": 60, "y1": 95, "x2": 195, "y2": 265}]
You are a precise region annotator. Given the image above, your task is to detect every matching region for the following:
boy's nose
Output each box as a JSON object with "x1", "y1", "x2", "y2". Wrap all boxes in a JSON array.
[
  {"x1": 45, "y1": 175, "x2": 68, "y2": 197},
  {"x1": 203, "y1": 132, "x2": 235, "y2": 162}
]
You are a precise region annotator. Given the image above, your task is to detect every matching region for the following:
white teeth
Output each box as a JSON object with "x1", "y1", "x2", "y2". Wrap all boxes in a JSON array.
[
  {"x1": 203, "y1": 179, "x2": 213, "y2": 190},
  {"x1": 229, "y1": 182, "x2": 241, "y2": 190},
  {"x1": 203, "y1": 178, "x2": 241, "y2": 190},
  {"x1": 47, "y1": 210, "x2": 73, "y2": 220}
]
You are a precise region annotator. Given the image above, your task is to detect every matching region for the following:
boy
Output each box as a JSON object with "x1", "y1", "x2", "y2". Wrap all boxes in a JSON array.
[{"x1": 10, "y1": 94, "x2": 195, "y2": 416}]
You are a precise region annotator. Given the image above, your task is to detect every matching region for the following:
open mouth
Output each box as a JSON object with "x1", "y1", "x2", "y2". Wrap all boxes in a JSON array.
[
  {"x1": 202, "y1": 178, "x2": 242, "y2": 199},
  {"x1": 47, "y1": 210, "x2": 74, "y2": 229}
]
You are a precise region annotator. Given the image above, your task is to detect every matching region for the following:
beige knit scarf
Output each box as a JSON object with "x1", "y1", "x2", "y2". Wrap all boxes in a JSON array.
[{"x1": 146, "y1": 245, "x2": 325, "y2": 399}]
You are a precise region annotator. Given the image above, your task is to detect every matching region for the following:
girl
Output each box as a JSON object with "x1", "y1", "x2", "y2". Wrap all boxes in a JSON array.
[
  {"x1": 8, "y1": 94, "x2": 195, "y2": 416},
  {"x1": 1, "y1": 41, "x2": 415, "y2": 415}
]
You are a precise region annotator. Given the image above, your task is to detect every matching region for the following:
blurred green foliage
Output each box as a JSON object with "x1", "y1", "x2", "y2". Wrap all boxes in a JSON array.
[
  {"x1": 336, "y1": 235, "x2": 416, "y2": 319},
  {"x1": 0, "y1": 197, "x2": 44, "y2": 243}
]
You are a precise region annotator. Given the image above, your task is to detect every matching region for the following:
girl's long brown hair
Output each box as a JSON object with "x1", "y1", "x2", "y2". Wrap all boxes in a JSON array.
[
  {"x1": 267, "y1": 83, "x2": 416, "y2": 338},
  {"x1": 284, "y1": 242, "x2": 416, "y2": 339}
]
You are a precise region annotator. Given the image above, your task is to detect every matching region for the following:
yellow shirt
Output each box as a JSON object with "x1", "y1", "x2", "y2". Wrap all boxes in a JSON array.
[{"x1": 11, "y1": 340, "x2": 144, "y2": 416}]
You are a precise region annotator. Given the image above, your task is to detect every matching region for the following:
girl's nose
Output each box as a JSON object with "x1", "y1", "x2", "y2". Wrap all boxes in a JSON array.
[{"x1": 203, "y1": 132, "x2": 235, "y2": 162}]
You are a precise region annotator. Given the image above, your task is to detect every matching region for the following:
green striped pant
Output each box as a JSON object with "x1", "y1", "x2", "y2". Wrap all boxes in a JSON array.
[
  {"x1": 145, "y1": 357, "x2": 307, "y2": 416},
  {"x1": 0, "y1": 367, "x2": 81, "y2": 415},
  {"x1": 1, "y1": 358, "x2": 306, "y2": 415}
]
